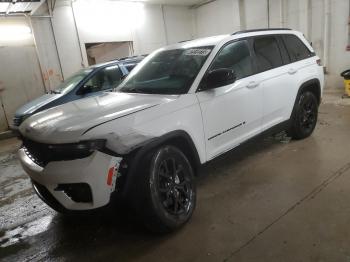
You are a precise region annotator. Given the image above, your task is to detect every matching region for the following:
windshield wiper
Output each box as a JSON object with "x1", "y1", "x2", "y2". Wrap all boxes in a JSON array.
[{"x1": 50, "y1": 90, "x2": 61, "y2": 94}]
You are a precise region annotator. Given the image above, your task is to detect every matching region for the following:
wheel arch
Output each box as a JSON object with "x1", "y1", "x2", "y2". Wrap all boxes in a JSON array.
[
  {"x1": 120, "y1": 130, "x2": 202, "y2": 197},
  {"x1": 289, "y1": 78, "x2": 321, "y2": 121},
  {"x1": 297, "y1": 78, "x2": 321, "y2": 105}
]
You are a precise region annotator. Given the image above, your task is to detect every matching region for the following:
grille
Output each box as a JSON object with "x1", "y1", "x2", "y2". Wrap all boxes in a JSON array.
[
  {"x1": 23, "y1": 146, "x2": 45, "y2": 167},
  {"x1": 13, "y1": 116, "x2": 23, "y2": 127},
  {"x1": 22, "y1": 139, "x2": 94, "y2": 167}
]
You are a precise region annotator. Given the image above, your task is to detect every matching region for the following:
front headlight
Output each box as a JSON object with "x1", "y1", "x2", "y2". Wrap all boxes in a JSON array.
[
  {"x1": 22, "y1": 139, "x2": 106, "y2": 166},
  {"x1": 47, "y1": 139, "x2": 106, "y2": 158}
]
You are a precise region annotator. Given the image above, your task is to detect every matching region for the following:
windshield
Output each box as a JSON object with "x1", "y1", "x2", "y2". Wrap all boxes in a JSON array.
[
  {"x1": 54, "y1": 69, "x2": 93, "y2": 94},
  {"x1": 118, "y1": 46, "x2": 213, "y2": 95}
]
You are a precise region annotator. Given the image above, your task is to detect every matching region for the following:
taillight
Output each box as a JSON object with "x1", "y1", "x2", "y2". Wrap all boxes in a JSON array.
[{"x1": 316, "y1": 59, "x2": 322, "y2": 66}]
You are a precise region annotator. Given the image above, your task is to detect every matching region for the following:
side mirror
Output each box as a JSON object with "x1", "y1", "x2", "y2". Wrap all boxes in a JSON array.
[
  {"x1": 78, "y1": 84, "x2": 94, "y2": 95},
  {"x1": 202, "y1": 68, "x2": 236, "y2": 90}
]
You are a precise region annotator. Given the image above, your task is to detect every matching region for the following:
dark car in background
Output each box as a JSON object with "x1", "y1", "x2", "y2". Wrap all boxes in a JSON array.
[{"x1": 12, "y1": 56, "x2": 145, "y2": 128}]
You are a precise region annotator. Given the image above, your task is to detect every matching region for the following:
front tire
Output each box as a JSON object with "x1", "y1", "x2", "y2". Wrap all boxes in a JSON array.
[
  {"x1": 131, "y1": 145, "x2": 196, "y2": 233},
  {"x1": 289, "y1": 91, "x2": 318, "y2": 139}
]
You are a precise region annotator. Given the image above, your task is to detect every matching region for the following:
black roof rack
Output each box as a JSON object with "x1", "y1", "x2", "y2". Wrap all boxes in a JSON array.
[{"x1": 232, "y1": 28, "x2": 292, "y2": 35}]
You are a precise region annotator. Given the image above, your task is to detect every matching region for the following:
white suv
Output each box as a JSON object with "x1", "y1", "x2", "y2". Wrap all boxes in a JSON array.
[{"x1": 18, "y1": 29, "x2": 324, "y2": 232}]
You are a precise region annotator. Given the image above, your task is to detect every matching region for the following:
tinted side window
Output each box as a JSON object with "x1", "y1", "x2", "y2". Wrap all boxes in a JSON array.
[
  {"x1": 254, "y1": 36, "x2": 283, "y2": 72},
  {"x1": 210, "y1": 40, "x2": 253, "y2": 80},
  {"x1": 282, "y1": 34, "x2": 312, "y2": 62},
  {"x1": 82, "y1": 65, "x2": 123, "y2": 94}
]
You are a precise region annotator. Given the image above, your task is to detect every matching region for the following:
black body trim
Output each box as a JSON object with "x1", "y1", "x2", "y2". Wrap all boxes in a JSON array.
[
  {"x1": 208, "y1": 121, "x2": 246, "y2": 141},
  {"x1": 232, "y1": 28, "x2": 292, "y2": 35},
  {"x1": 120, "y1": 130, "x2": 201, "y2": 197},
  {"x1": 296, "y1": 78, "x2": 321, "y2": 105}
]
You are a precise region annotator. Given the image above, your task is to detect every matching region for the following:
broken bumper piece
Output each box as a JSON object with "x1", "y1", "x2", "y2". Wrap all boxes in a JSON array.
[{"x1": 18, "y1": 147, "x2": 122, "y2": 210}]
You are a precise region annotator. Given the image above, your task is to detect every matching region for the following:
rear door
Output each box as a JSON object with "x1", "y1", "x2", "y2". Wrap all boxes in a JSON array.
[{"x1": 251, "y1": 35, "x2": 296, "y2": 131}]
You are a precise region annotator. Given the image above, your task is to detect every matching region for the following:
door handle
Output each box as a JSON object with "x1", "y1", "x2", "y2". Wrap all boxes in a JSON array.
[
  {"x1": 247, "y1": 81, "x2": 259, "y2": 89},
  {"x1": 288, "y1": 68, "x2": 297, "y2": 75}
]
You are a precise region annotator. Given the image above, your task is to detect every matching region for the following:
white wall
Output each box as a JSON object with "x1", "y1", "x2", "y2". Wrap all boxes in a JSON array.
[
  {"x1": 194, "y1": 0, "x2": 241, "y2": 38},
  {"x1": 51, "y1": 0, "x2": 83, "y2": 79},
  {"x1": 31, "y1": 17, "x2": 63, "y2": 91},
  {"x1": 49, "y1": 0, "x2": 195, "y2": 77},
  {"x1": 0, "y1": 17, "x2": 46, "y2": 131},
  {"x1": 163, "y1": 5, "x2": 195, "y2": 44},
  {"x1": 327, "y1": 0, "x2": 350, "y2": 87},
  {"x1": 193, "y1": 0, "x2": 350, "y2": 88},
  {"x1": 243, "y1": 0, "x2": 268, "y2": 29}
]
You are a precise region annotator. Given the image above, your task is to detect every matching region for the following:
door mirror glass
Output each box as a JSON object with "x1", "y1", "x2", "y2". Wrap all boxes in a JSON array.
[{"x1": 204, "y1": 68, "x2": 236, "y2": 90}]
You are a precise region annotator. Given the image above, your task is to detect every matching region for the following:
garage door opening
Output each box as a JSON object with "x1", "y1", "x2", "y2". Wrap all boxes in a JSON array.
[{"x1": 85, "y1": 41, "x2": 134, "y2": 66}]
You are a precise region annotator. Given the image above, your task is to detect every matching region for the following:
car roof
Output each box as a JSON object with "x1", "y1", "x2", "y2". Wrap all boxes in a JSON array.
[{"x1": 164, "y1": 28, "x2": 301, "y2": 50}]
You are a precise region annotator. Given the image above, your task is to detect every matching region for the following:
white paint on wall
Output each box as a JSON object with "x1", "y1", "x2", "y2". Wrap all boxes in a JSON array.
[
  {"x1": 132, "y1": 4, "x2": 167, "y2": 55},
  {"x1": 0, "y1": 17, "x2": 46, "y2": 131},
  {"x1": 244, "y1": 0, "x2": 268, "y2": 29},
  {"x1": 0, "y1": 17, "x2": 33, "y2": 46},
  {"x1": 162, "y1": 5, "x2": 195, "y2": 44},
  {"x1": 193, "y1": 0, "x2": 350, "y2": 88},
  {"x1": 31, "y1": 17, "x2": 63, "y2": 91},
  {"x1": 194, "y1": 0, "x2": 241, "y2": 38},
  {"x1": 51, "y1": 0, "x2": 83, "y2": 79},
  {"x1": 50, "y1": 0, "x2": 194, "y2": 77},
  {"x1": 0, "y1": 46, "x2": 46, "y2": 131},
  {"x1": 327, "y1": 0, "x2": 350, "y2": 87}
]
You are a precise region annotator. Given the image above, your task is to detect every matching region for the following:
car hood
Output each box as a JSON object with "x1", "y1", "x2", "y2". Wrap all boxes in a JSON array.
[
  {"x1": 15, "y1": 93, "x2": 62, "y2": 116},
  {"x1": 19, "y1": 92, "x2": 177, "y2": 143}
]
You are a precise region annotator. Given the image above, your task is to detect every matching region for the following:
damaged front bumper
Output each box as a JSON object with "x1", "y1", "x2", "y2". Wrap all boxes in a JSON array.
[{"x1": 18, "y1": 147, "x2": 122, "y2": 210}]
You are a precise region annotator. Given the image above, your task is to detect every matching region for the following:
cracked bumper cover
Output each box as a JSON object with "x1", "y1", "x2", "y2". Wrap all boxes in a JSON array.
[{"x1": 18, "y1": 148, "x2": 122, "y2": 210}]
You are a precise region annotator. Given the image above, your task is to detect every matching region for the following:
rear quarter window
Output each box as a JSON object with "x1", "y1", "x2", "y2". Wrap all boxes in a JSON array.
[{"x1": 282, "y1": 34, "x2": 313, "y2": 62}]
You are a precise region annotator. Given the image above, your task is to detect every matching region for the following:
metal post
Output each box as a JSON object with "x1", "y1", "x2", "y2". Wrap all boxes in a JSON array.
[
  {"x1": 279, "y1": 0, "x2": 285, "y2": 28},
  {"x1": 26, "y1": 15, "x2": 49, "y2": 93},
  {"x1": 70, "y1": 0, "x2": 85, "y2": 67},
  {"x1": 47, "y1": 0, "x2": 64, "y2": 81},
  {"x1": 161, "y1": 4, "x2": 169, "y2": 45},
  {"x1": 323, "y1": 0, "x2": 330, "y2": 71},
  {"x1": 239, "y1": 0, "x2": 246, "y2": 30},
  {"x1": 267, "y1": 0, "x2": 270, "y2": 28}
]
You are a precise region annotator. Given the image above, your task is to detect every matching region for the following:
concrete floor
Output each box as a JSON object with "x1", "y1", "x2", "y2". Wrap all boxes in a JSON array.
[{"x1": 1, "y1": 90, "x2": 350, "y2": 261}]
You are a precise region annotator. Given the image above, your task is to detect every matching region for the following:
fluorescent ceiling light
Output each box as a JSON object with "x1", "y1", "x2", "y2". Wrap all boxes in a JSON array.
[{"x1": 0, "y1": 24, "x2": 32, "y2": 41}]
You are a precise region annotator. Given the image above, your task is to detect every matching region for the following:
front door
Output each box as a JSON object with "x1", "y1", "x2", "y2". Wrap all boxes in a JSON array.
[{"x1": 196, "y1": 40, "x2": 263, "y2": 160}]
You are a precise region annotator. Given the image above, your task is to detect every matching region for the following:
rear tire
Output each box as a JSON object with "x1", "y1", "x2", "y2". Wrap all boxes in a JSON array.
[
  {"x1": 288, "y1": 91, "x2": 318, "y2": 139},
  {"x1": 130, "y1": 145, "x2": 196, "y2": 233}
]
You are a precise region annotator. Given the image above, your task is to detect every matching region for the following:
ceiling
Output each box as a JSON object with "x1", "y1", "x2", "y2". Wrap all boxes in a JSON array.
[
  {"x1": 116, "y1": 0, "x2": 210, "y2": 7},
  {"x1": 0, "y1": 0, "x2": 44, "y2": 15},
  {"x1": 0, "y1": 0, "x2": 211, "y2": 15}
]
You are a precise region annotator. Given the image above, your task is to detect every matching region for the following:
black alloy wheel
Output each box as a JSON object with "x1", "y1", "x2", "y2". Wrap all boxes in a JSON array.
[
  {"x1": 289, "y1": 91, "x2": 318, "y2": 139},
  {"x1": 131, "y1": 145, "x2": 196, "y2": 233},
  {"x1": 157, "y1": 157, "x2": 194, "y2": 216}
]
